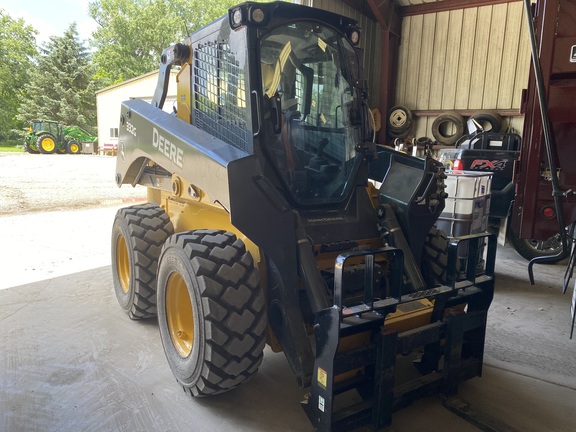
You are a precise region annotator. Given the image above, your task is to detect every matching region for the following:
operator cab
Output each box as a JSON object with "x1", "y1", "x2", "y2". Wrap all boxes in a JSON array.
[
  {"x1": 257, "y1": 16, "x2": 367, "y2": 207},
  {"x1": 32, "y1": 120, "x2": 62, "y2": 138}
]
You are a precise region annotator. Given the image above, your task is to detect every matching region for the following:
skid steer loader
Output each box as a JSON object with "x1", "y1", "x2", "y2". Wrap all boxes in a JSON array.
[{"x1": 111, "y1": 2, "x2": 496, "y2": 430}]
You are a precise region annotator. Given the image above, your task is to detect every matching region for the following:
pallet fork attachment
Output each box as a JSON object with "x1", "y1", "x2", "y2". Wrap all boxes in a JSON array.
[{"x1": 303, "y1": 234, "x2": 497, "y2": 431}]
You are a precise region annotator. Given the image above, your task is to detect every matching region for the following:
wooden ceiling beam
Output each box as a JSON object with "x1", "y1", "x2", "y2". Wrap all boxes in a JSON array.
[
  {"x1": 364, "y1": 0, "x2": 402, "y2": 34},
  {"x1": 340, "y1": 0, "x2": 377, "y2": 19},
  {"x1": 401, "y1": 0, "x2": 522, "y2": 17}
]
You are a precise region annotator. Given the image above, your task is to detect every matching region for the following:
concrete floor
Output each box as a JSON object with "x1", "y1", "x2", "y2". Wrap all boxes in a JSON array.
[{"x1": 1, "y1": 206, "x2": 575, "y2": 431}]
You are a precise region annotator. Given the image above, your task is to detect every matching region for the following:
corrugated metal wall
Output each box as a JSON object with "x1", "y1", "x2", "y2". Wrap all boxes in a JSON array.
[
  {"x1": 395, "y1": 1, "x2": 530, "y2": 139},
  {"x1": 306, "y1": 0, "x2": 382, "y2": 108}
]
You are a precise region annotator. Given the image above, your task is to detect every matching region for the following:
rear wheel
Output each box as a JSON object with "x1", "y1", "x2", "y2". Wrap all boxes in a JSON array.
[
  {"x1": 507, "y1": 228, "x2": 564, "y2": 263},
  {"x1": 111, "y1": 204, "x2": 174, "y2": 319},
  {"x1": 36, "y1": 134, "x2": 57, "y2": 154},
  {"x1": 157, "y1": 230, "x2": 266, "y2": 396}
]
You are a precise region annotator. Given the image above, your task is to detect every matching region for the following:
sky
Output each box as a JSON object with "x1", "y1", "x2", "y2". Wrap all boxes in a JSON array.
[{"x1": 0, "y1": 0, "x2": 98, "y2": 45}]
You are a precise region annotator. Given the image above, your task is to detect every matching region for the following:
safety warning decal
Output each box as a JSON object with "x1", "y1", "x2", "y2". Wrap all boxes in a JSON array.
[
  {"x1": 317, "y1": 367, "x2": 327, "y2": 389},
  {"x1": 571, "y1": 45, "x2": 576, "y2": 63}
]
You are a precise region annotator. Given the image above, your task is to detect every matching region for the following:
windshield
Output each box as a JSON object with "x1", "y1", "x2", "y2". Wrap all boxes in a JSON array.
[{"x1": 260, "y1": 22, "x2": 363, "y2": 206}]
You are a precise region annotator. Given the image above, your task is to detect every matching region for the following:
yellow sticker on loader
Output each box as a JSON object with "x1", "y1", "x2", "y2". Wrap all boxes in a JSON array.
[{"x1": 317, "y1": 367, "x2": 328, "y2": 389}]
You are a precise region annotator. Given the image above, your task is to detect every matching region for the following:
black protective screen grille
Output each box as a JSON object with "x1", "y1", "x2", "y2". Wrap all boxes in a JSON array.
[{"x1": 193, "y1": 43, "x2": 249, "y2": 152}]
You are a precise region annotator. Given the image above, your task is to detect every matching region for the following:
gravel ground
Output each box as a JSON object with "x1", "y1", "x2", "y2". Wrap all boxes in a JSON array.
[
  {"x1": 0, "y1": 152, "x2": 146, "y2": 215},
  {"x1": 0, "y1": 151, "x2": 147, "y2": 289}
]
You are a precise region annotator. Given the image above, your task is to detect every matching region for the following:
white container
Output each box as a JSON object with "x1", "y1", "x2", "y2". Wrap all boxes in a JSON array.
[
  {"x1": 443, "y1": 171, "x2": 492, "y2": 215},
  {"x1": 437, "y1": 195, "x2": 490, "y2": 238},
  {"x1": 437, "y1": 171, "x2": 493, "y2": 260}
]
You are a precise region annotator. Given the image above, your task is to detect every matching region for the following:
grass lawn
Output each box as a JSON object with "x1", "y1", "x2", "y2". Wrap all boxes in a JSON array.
[{"x1": 0, "y1": 142, "x2": 23, "y2": 153}]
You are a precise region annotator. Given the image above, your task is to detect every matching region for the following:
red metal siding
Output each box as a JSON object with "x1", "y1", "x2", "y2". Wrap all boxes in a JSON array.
[{"x1": 513, "y1": 0, "x2": 576, "y2": 239}]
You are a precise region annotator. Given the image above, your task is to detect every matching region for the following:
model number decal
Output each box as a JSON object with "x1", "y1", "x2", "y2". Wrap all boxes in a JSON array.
[
  {"x1": 152, "y1": 127, "x2": 184, "y2": 169},
  {"x1": 126, "y1": 122, "x2": 137, "y2": 136}
]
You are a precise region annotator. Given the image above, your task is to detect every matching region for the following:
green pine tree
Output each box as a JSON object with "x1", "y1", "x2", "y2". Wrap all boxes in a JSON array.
[{"x1": 17, "y1": 23, "x2": 97, "y2": 133}]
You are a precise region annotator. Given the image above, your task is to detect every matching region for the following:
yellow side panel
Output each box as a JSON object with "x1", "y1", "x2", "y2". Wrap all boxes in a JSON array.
[
  {"x1": 164, "y1": 196, "x2": 261, "y2": 264},
  {"x1": 176, "y1": 63, "x2": 192, "y2": 124},
  {"x1": 384, "y1": 299, "x2": 434, "y2": 334},
  {"x1": 335, "y1": 300, "x2": 435, "y2": 384}
]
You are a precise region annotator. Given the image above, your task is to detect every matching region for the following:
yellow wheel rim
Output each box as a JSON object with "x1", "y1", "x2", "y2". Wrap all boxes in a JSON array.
[
  {"x1": 166, "y1": 272, "x2": 194, "y2": 358},
  {"x1": 116, "y1": 235, "x2": 130, "y2": 294},
  {"x1": 70, "y1": 143, "x2": 79, "y2": 153},
  {"x1": 41, "y1": 137, "x2": 55, "y2": 152}
]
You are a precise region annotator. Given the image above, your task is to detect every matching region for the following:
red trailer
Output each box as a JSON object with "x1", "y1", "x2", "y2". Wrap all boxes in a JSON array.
[{"x1": 512, "y1": 0, "x2": 576, "y2": 272}]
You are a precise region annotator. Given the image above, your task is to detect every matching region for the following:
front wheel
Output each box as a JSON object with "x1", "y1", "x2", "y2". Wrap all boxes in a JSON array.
[
  {"x1": 507, "y1": 228, "x2": 564, "y2": 263},
  {"x1": 157, "y1": 230, "x2": 266, "y2": 397},
  {"x1": 66, "y1": 140, "x2": 81, "y2": 154}
]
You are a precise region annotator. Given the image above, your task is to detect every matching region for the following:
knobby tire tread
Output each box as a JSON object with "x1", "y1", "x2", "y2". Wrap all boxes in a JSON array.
[
  {"x1": 114, "y1": 204, "x2": 173, "y2": 319},
  {"x1": 422, "y1": 226, "x2": 449, "y2": 286},
  {"x1": 162, "y1": 230, "x2": 266, "y2": 396}
]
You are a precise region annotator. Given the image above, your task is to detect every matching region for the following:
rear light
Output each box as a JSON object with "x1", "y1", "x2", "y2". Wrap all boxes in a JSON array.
[
  {"x1": 453, "y1": 158, "x2": 464, "y2": 171},
  {"x1": 542, "y1": 206, "x2": 556, "y2": 219}
]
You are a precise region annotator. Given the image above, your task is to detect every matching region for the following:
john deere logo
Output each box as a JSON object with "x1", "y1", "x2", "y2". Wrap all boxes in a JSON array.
[
  {"x1": 119, "y1": 140, "x2": 126, "y2": 162},
  {"x1": 571, "y1": 45, "x2": 576, "y2": 63}
]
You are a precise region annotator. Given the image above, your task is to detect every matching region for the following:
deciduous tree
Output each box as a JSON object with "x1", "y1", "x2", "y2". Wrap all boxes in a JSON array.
[
  {"x1": 0, "y1": 10, "x2": 37, "y2": 140},
  {"x1": 89, "y1": 0, "x2": 240, "y2": 85}
]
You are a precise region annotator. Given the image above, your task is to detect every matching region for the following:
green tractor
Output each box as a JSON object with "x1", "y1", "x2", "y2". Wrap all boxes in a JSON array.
[{"x1": 24, "y1": 119, "x2": 97, "y2": 154}]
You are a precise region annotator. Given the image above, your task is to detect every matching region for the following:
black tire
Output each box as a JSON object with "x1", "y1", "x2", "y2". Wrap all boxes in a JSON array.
[
  {"x1": 387, "y1": 105, "x2": 413, "y2": 138},
  {"x1": 66, "y1": 140, "x2": 82, "y2": 154},
  {"x1": 36, "y1": 134, "x2": 57, "y2": 154},
  {"x1": 432, "y1": 112, "x2": 465, "y2": 146},
  {"x1": 24, "y1": 142, "x2": 39, "y2": 154},
  {"x1": 470, "y1": 110, "x2": 502, "y2": 133},
  {"x1": 416, "y1": 136, "x2": 433, "y2": 147},
  {"x1": 421, "y1": 226, "x2": 449, "y2": 286},
  {"x1": 507, "y1": 227, "x2": 564, "y2": 263},
  {"x1": 157, "y1": 230, "x2": 266, "y2": 397},
  {"x1": 111, "y1": 204, "x2": 174, "y2": 319}
]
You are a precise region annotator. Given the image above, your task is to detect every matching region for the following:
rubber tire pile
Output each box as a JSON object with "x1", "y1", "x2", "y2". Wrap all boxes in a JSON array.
[{"x1": 386, "y1": 107, "x2": 503, "y2": 146}]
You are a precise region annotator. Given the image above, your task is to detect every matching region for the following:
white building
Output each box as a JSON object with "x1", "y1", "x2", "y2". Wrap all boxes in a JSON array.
[{"x1": 95, "y1": 70, "x2": 178, "y2": 154}]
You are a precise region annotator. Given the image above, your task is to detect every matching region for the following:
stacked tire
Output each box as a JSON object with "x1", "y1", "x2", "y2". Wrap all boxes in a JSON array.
[
  {"x1": 387, "y1": 106, "x2": 413, "y2": 138},
  {"x1": 469, "y1": 110, "x2": 502, "y2": 133},
  {"x1": 431, "y1": 110, "x2": 502, "y2": 146},
  {"x1": 431, "y1": 112, "x2": 465, "y2": 146}
]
